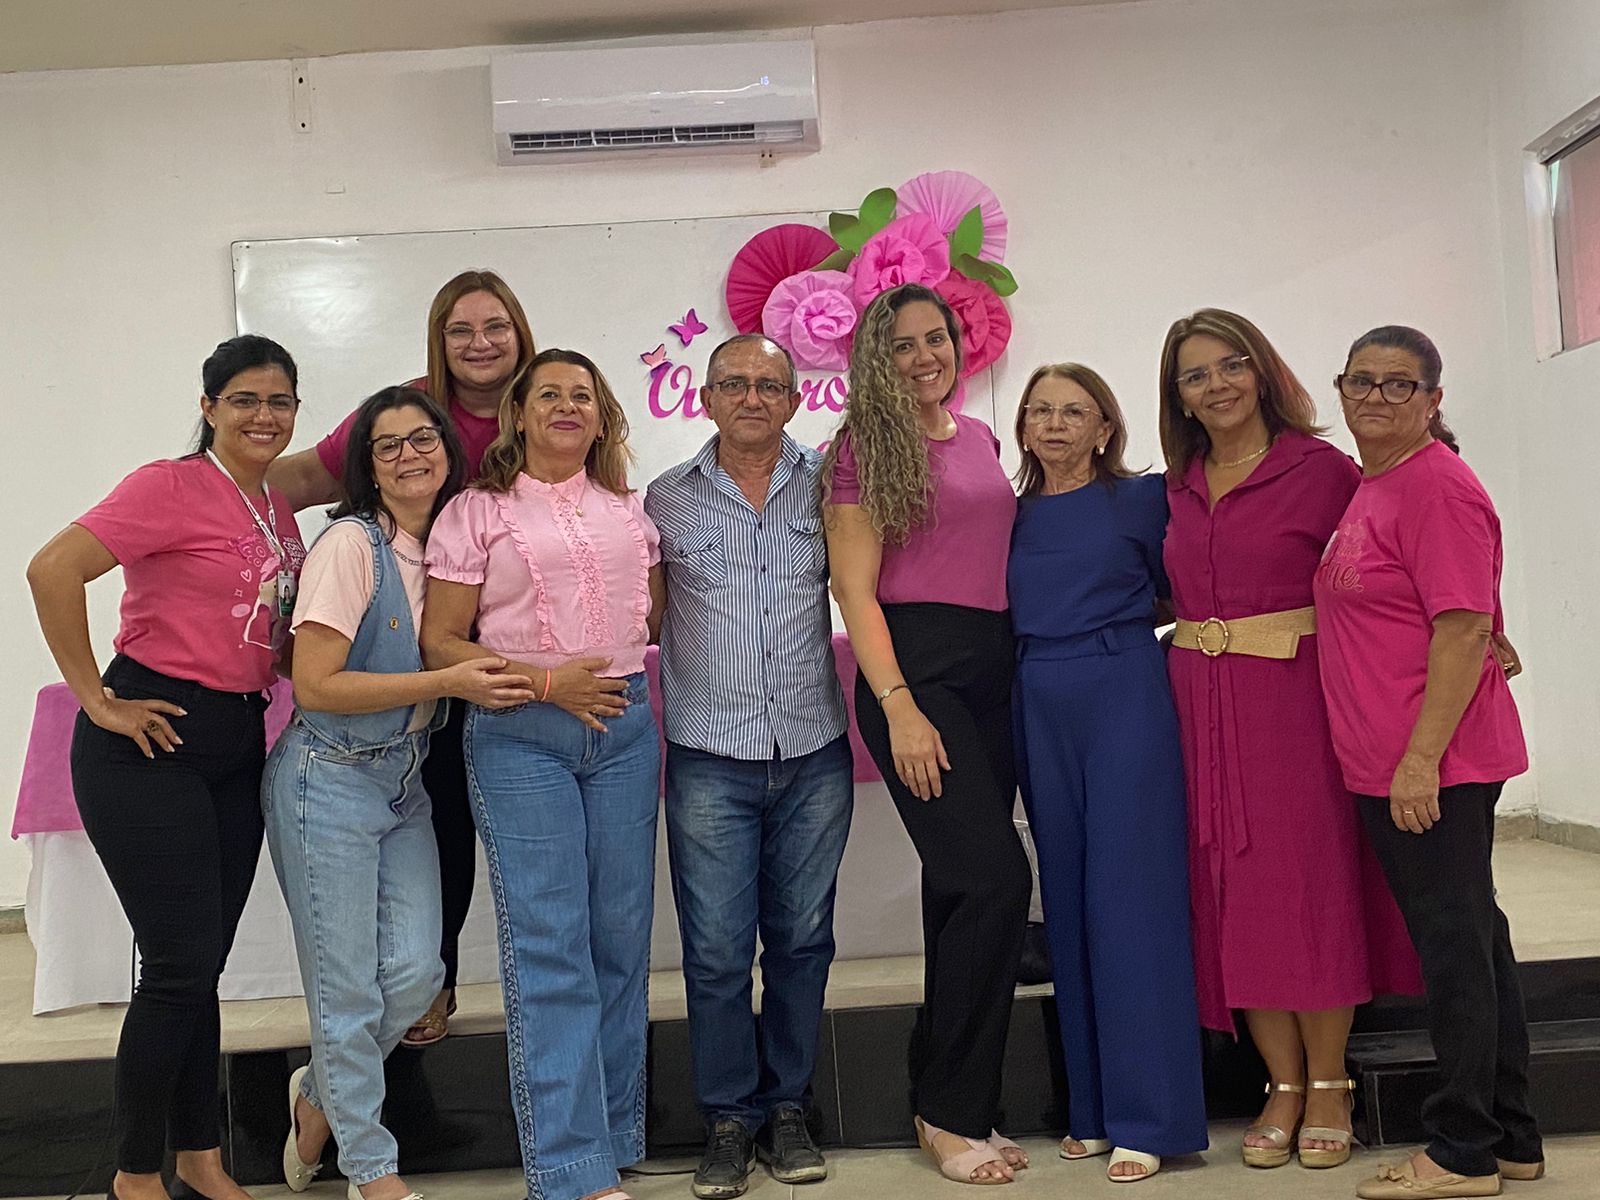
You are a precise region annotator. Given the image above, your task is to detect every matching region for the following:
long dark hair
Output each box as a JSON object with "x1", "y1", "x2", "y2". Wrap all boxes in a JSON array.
[
  {"x1": 1344, "y1": 325, "x2": 1459, "y2": 453},
  {"x1": 330, "y1": 386, "x2": 467, "y2": 534},
  {"x1": 191, "y1": 335, "x2": 299, "y2": 453}
]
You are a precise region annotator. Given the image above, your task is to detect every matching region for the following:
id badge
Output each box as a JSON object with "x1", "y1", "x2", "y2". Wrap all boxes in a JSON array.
[{"x1": 276, "y1": 570, "x2": 297, "y2": 618}]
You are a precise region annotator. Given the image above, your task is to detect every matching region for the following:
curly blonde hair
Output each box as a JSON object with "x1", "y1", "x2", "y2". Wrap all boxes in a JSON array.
[{"x1": 822, "y1": 284, "x2": 963, "y2": 544}]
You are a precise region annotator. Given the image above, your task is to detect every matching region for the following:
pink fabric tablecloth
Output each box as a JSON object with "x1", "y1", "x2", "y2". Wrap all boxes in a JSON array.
[{"x1": 13, "y1": 636, "x2": 881, "y2": 838}]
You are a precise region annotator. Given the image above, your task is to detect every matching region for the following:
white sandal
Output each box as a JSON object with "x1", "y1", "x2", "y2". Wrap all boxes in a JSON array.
[
  {"x1": 1108, "y1": 1147, "x2": 1160, "y2": 1182},
  {"x1": 1059, "y1": 1137, "x2": 1112, "y2": 1160}
]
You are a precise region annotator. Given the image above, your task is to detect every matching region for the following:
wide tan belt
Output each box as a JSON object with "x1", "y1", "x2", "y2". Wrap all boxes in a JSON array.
[{"x1": 1171, "y1": 606, "x2": 1316, "y2": 660}]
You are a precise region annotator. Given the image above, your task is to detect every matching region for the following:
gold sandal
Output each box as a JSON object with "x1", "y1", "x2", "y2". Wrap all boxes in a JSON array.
[
  {"x1": 401, "y1": 991, "x2": 457, "y2": 1048},
  {"x1": 1299, "y1": 1078, "x2": 1357, "y2": 1169},
  {"x1": 1243, "y1": 1081, "x2": 1304, "y2": 1169}
]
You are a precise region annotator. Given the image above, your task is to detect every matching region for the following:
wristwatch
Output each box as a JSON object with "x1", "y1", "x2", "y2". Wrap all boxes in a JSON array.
[{"x1": 876, "y1": 683, "x2": 909, "y2": 704}]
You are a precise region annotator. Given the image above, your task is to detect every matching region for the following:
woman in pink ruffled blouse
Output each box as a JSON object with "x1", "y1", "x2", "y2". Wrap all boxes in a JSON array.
[{"x1": 421, "y1": 348, "x2": 663, "y2": 1200}]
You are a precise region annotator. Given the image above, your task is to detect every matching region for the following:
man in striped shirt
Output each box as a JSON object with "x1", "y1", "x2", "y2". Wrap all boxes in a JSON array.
[{"x1": 645, "y1": 334, "x2": 852, "y2": 1199}]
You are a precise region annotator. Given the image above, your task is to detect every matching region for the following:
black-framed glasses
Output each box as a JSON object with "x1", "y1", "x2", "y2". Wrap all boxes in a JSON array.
[
  {"x1": 370, "y1": 426, "x2": 443, "y2": 461},
  {"x1": 710, "y1": 376, "x2": 791, "y2": 401},
  {"x1": 1336, "y1": 374, "x2": 1428, "y2": 404},
  {"x1": 1175, "y1": 354, "x2": 1251, "y2": 393},
  {"x1": 214, "y1": 391, "x2": 298, "y2": 414}
]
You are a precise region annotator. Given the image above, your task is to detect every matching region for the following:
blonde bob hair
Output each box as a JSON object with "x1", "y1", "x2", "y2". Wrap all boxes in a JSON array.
[
  {"x1": 822, "y1": 283, "x2": 964, "y2": 545},
  {"x1": 1012, "y1": 363, "x2": 1137, "y2": 497},
  {"x1": 1157, "y1": 307, "x2": 1323, "y2": 474},
  {"x1": 476, "y1": 348, "x2": 635, "y2": 495},
  {"x1": 425, "y1": 270, "x2": 538, "y2": 412}
]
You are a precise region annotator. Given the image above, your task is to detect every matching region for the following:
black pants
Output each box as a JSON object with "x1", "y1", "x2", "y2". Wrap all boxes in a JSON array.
[
  {"x1": 70, "y1": 656, "x2": 270, "y2": 1174},
  {"x1": 853, "y1": 603, "x2": 1032, "y2": 1138},
  {"x1": 422, "y1": 699, "x2": 474, "y2": 991},
  {"x1": 1358, "y1": 781, "x2": 1543, "y2": 1177}
]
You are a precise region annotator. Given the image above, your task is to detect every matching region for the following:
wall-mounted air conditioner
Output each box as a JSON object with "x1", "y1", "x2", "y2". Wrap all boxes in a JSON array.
[{"x1": 491, "y1": 37, "x2": 819, "y2": 164}]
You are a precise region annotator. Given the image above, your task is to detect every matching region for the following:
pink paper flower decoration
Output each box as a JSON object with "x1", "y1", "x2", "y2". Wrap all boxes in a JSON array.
[
  {"x1": 937, "y1": 274, "x2": 1013, "y2": 378},
  {"x1": 762, "y1": 270, "x2": 859, "y2": 372},
  {"x1": 897, "y1": 170, "x2": 1008, "y2": 263},
  {"x1": 725, "y1": 224, "x2": 840, "y2": 335},
  {"x1": 848, "y1": 213, "x2": 951, "y2": 309}
]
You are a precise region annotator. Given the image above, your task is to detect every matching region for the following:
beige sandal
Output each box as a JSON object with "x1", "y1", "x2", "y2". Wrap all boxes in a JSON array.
[
  {"x1": 1060, "y1": 1137, "x2": 1112, "y2": 1160},
  {"x1": 1243, "y1": 1080, "x2": 1305, "y2": 1168},
  {"x1": 1299, "y1": 1078, "x2": 1357, "y2": 1169},
  {"x1": 914, "y1": 1116, "x2": 1013, "y2": 1185},
  {"x1": 401, "y1": 990, "x2": 457, "y2": 1049}
]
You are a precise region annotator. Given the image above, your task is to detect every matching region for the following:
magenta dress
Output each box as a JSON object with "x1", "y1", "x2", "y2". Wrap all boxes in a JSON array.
[{"x1": 1163, "y1": 431, "x2": 1421, "y2": 1032}]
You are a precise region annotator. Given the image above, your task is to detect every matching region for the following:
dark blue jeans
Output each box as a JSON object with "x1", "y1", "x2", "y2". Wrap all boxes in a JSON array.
[{"x1": 664, "y1": 735, "x2": 853, "y2": 1130}]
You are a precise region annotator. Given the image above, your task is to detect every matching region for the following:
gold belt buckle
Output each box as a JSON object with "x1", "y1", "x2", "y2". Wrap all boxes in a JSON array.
[{"x1": 1196, "y1": 616, "x2": 1230, "y2": 657}]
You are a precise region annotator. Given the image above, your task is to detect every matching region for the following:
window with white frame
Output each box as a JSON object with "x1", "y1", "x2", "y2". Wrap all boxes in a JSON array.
[{"x1": 1535, "y1": 102, "x2": 1600, "y2": 353}]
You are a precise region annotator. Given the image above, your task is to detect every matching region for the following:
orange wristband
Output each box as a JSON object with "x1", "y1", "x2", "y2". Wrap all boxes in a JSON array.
[{"x1": 541, "y1": 668, "x2": 553, "y2": 703}]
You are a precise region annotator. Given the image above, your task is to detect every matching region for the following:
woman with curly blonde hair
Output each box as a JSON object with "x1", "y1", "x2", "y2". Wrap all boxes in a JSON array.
[{"x1": 825, "y1": 283, "x2": 1032, "y2": 1187}]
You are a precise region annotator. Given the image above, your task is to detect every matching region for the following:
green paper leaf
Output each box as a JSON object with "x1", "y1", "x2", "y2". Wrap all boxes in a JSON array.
[
  {"x1": 954, "y1": 254, "x2": 1020, "y2": 297},
  {"x1": 856, "y1": 187, "x2": 899, "y2": 238},
  {"x1": 949, "y1": 204, "x2": 985, "y2": 261},
  {"x1": 814, "y1": 248, "x2": 856, "y2": 273},
  {"x1": 829, "y1": 210, "x2": 867, "y2": 252}
]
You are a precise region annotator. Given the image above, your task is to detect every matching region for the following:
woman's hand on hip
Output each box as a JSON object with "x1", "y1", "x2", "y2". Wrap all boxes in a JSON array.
[
  {"x1": 884, "y1": 691, "x2": 951, "y2": 801},
  {"x1": 88, "y1": 692, "x2": 186, "y2": 759},
  {"x1": 443, "y1": 657, "x2": 537, "y2": 709},
  {"x1": 1388, "y1": 751, "x2": 1442, "y2": 834},
  {"x1": 545, "y1": 657, "x2": 629, "y2": 732}
]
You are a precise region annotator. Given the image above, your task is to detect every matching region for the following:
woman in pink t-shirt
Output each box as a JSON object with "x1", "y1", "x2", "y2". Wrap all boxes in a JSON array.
[
  {"x1": 1315, "y1": 326, "x2": 1542, "y2": 1200},
  {"x1": 824, "y1": 284, "x2": 1032, "y2": 1186},
  {"x1": 420, "y1": 348, "x2": 662, "y2": 1200},
  {"x1": 27, "y1": 335, "x2": 308, "y2": 1200},
  {"x1": 269, "y1": 268, "x2": 539, "y2": 1049}
]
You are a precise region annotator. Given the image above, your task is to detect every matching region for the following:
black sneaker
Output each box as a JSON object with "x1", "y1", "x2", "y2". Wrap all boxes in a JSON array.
[
  {"x1": 756, "y1": 1104, "x2": 828, "y2": 1184},
  {"x1": 692, "y1": 1118, "x2": 755, "y2": 1199}
]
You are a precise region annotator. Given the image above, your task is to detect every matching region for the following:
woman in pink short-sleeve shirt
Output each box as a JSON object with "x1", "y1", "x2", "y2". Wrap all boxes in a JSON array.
[
  {"x1": 1316, "y1": 326, "x2": 1542, "y2": 1197},
  {"x1": 420, "y1": 348, "x2": 662, "y2": 1200},
  {"x1": 27, "y1": 336, "x2": 307, "y2": 1200}
]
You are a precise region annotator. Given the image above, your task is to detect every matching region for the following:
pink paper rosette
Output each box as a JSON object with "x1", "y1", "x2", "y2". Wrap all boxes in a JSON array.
[
  {"x1": 897, "y1": 170, "x2": 1008, "y2": 263},
  {"x1": 762, "y1": 270, "x2": 859, "y2": 372},
  {"x1": 725, "y1": 224, "x2": 840, "y2": 335},
  {"x1": 848, "y1": 213, "x2": 951, "y2": 309},
  {"x1": 937, "y1": 273, "x2": 1012, "y2": 378}
]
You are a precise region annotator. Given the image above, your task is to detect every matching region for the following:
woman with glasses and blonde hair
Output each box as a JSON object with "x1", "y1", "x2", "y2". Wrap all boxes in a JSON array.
[
  {"x1": 1008, "y1": 364, "x2": 1206, "y2": 1183},
  {"x1": 1316, "y1": 327, "x2": 1541, "y2": 1200},
  {"x1": 825, "y1": 283, "x2": 1033, "y2": 1187},
  {"x1": 270, "y1": 268, "x2": 539, "y2": 1047},
  {"x1": 420, "y1": 348, "x2": 664, "y2": 1200},
  {"x1": 1159, "y1": 308, "x2": 1421, "y2": 1172}
]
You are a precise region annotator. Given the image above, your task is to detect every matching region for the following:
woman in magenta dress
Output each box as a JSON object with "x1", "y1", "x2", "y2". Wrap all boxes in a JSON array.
[{"x1": 1158, "y1": 308, "x2": 1420, "y2": 1172}]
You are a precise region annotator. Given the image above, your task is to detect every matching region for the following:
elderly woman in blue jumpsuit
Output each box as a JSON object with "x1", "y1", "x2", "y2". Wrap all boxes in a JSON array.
[{"x1": 1008, "y1": 364, "x2": 1208, "y2": 1184}]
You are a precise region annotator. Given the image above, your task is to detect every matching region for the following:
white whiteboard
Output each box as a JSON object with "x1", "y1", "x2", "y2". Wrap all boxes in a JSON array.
[{"x1": 231, "y1": 215, "x2": 997, "y2": 514}]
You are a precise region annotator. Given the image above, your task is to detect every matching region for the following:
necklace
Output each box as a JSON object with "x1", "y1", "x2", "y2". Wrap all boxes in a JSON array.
[
  {"x1": 1210, "y1": 441, "x2": 1272, "y2": 470},
  {"x1": 391, "y1": 543, "x2": 425, "y2": 567}
]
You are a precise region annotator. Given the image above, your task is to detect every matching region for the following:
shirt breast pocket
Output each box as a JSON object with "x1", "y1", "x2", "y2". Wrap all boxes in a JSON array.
[
  {"x1": 785, "y1": 515, "x2": 828, "y2": 582},
  {"x1": 667, "y1": 522, "x2": 729, "y2": 591}
]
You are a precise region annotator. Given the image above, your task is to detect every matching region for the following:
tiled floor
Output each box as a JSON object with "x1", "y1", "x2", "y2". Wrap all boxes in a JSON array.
[
  {"x1": 2, "y1": 836, "x2": 1596, "y2": 1065},
  {"x1": 13, "y1": 1129, "x2": 1597, "y2": 1200}
]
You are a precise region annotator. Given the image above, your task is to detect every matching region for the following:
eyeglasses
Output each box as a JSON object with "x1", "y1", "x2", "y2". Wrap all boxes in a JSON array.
[
  {"x1": 214, "y1": 392, "x2": 299, "y2": 414},
  {"x1": 1336, "y1": 374, "x2": 1428, "y2": 404},
  {"x1": 442, "y1": 320, "x2": 516, "y2": 347},
  {"x1": 710, "y1": 377, "x2": 792, "y2": 401},
  {"x1": 1175, "y1": 354, "x2": 1252, "y2": 393},
  {"x1": 1023, "y1": 403, "x2": 1102, "y2": 425},
  {"x1": 370, "y1": 426, "x2": 443, "y2": 461}
]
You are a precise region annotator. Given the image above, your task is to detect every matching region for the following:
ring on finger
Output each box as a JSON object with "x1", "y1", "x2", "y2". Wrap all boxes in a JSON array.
[{"x1": 144, "y1": 719, "x2": 162, "y2": 735}]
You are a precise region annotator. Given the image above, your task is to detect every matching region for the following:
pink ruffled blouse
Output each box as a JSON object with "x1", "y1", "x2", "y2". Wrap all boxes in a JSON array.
[{"x1": 427, "y1": 470, "x2": 661, "y2": 677}]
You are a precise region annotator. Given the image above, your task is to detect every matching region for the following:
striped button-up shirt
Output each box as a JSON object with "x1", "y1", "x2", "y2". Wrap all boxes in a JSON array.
[{"x1": 644, "y1": 433, "x2": 847, "y2": 761}]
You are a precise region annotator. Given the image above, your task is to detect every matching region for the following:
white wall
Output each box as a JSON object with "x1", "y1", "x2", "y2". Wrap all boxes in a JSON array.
[
  {"x1": 0, "y1": 0, "x2": 1530, "y2": 905},
  {"x1": 1492, "y1": 0, "x2": 1600, "y2": 827}
]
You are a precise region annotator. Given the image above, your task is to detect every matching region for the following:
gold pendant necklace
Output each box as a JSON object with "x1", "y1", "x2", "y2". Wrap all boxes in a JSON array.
[{"x1": 1210, "y1": 441, "x2": 1271, "y2": 470}]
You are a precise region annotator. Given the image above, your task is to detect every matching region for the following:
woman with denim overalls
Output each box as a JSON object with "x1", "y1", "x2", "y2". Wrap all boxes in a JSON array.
[{"x1": 265, "y1": 387, "x2": 536, "y2": 1200}]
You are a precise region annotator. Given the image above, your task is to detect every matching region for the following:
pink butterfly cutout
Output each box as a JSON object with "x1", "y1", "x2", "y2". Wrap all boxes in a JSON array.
[
  {"x1": 669, "y1": 309, "x2": 709, "y2": 347},
  {"x1": 640, "y1": 343, "x2": 669, "y2": 369}
]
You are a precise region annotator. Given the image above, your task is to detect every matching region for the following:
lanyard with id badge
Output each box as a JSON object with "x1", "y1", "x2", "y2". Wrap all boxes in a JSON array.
[{"x1": 207, "y1": 451, "x2": 297, "y2": 648}]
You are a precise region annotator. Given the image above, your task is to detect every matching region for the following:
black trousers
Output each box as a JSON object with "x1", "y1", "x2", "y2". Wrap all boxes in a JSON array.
[
  {"x1": 70, "y1": 656, "x2": 270, "y2": 1174},
  {"x1": 1358, "y1": 781, "x2": 1543, "y2": 1177},
  {"x1": 421, "y1": 699, "x2": 474, "y2": 991},
  {"x1": 854, "y1": 603, "x2": 1032, "y2": 1138}
]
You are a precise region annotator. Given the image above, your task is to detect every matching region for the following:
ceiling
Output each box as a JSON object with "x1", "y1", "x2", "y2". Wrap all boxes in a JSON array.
[{"x1": 0, "y1": 0, "x2": 1134, "y2": 74}]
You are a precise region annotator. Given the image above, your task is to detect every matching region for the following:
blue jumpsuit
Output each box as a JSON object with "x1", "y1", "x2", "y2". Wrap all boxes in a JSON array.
[{"x1": 1008, "y1": 473, "x2": 1208, "y2": 1156}]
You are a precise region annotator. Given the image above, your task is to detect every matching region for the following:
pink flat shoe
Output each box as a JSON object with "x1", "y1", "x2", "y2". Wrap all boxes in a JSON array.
[{"x1": 914, "y1": 1116, "x2": 1013, "y2": 1185}]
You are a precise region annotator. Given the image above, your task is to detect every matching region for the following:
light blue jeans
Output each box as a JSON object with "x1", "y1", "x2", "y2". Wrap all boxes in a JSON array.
[
  {"x1": 464, "y1": 673, "x2": 659, "y2": 1200},
  {"x1": 262, "y1": 716, "x2": 444, "y2": 1185}
]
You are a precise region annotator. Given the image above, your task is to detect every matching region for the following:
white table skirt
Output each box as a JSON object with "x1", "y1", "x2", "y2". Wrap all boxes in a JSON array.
[{"x1": 23, "y1": 782, "x2": 931, "y2": 1015}]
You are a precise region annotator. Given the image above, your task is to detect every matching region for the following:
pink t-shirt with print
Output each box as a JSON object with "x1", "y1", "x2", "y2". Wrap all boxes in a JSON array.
[
  {"x1": 1314, "y1": 440, "x2": 1527, "y2": 795},
  {"x1": 427, "y1": 471, "x2": 661, "y2": 677},
  {"x1": 293, "y1": 520, "x2": 436, "y2": 729},
  {"x1": 77, "y1": 456, "x2": 308, "y2": 693},
  {"x1": 315, "y1": 378, "x2": 501, "y2": 482}
]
